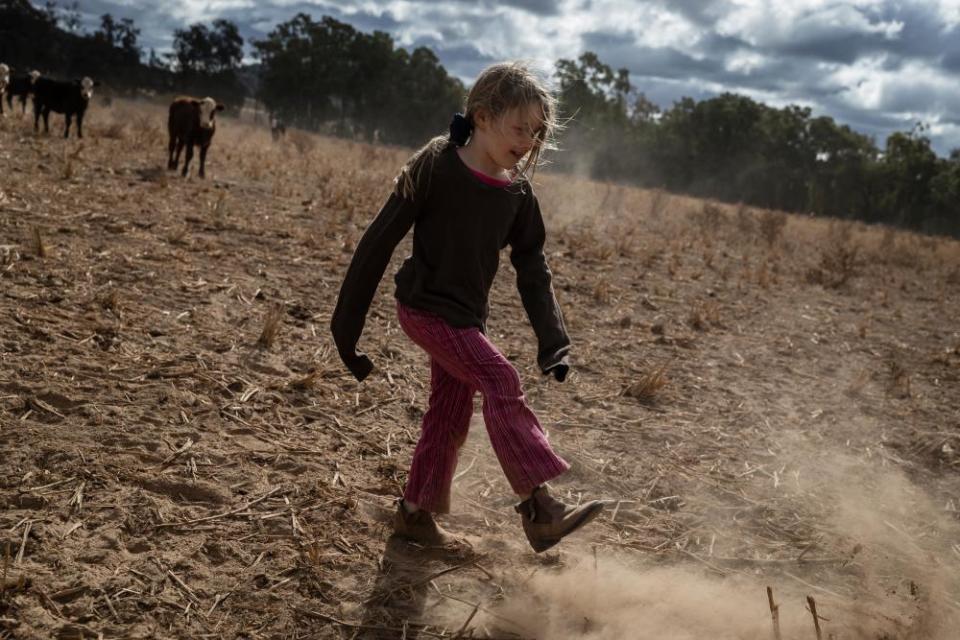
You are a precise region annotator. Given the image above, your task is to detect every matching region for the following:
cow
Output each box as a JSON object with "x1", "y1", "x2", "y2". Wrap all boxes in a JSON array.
[
  {"x1": 5, "y1": 70, "x2": 40, "y2": 116},
  {"x1": 33, "y1": 76, "x2": 97, "y2": 139},
  {"x1": 167, "y1": 96, "x2": 224, "y2": 178},
  {"x1": 0, "y1": 64, "x2": 9, "y2": 116},
  {"x1": 270, "y1": 116, "x2": 286, "y2": 141}
]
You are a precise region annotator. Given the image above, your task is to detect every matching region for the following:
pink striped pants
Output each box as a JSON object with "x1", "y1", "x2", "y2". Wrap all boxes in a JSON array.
[{"x1": 397, "y1": 302, "x2": 570, "y2": 513}]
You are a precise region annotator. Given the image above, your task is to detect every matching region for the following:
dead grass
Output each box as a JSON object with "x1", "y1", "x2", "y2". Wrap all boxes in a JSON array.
[
  {"x1": 622, "y1": 364, "x2": 669, "y2": 404},
  {"x1": 756, "y1": 211, "x2": 788, "y2": 247},
  {"x1": 99, "y1": 121, "x2": 127, "y2": 140},
  {"x1": 688, "y1": 300, "x2": 721, "y2": 331},
  {"x1": 288, "y1": 129, "x2": 316, "y2": 155},
  {"x1": 807, "y1": 222, "x2": 860, "y2": 288},
  {"x1": 692, "y1": 202, "x2": 725, "y2": 236},
  {"x1": 648, "y1": 187, "x2": 669, "y2": 219},
  {"x1": 887, "y1": 354, "x2": 912, "y2": 399},
  {"x1": 129, "y1": 113, "x2": 163, "y2": 148},
  {"x1": 256, "y1": 303, "x2": 285, "y2": 349},
  {"x1": 31, "y1": 226, "x2": 47, "y2": 258},
  {"x1": 2, "y1": 96, "x2": 960, "y2": 639},
  {"x1": 98, "y1": 289, "x2": 122, "y2": 317},
  {"x1": 592, "y1": 280, "x2": 612, "y2": 305}
]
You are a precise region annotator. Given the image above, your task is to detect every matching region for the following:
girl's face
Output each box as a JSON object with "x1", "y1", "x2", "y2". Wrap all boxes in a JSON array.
[{"x1": 474, "y1": 103, "x2": 545, "y2": 173}]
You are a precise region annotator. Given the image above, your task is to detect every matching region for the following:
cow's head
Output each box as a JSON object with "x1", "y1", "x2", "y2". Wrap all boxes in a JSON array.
[
  {"x1": 193, "y1": 97, "x2": 225, "y2": 130},
  {"x1": 28, "y1": 70, "x2": 40, "y2": 84},
  {"x1": 0, "y1": 64, "x2": 10, "y2": 86},
  {"x1": 77, "y1": 77, "x2": 96, "y2": 101}
]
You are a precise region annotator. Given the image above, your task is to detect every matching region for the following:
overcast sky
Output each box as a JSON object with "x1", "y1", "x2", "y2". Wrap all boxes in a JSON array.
[{"x1": 57, "y1": 0, "x2": 960, "y2": 154}]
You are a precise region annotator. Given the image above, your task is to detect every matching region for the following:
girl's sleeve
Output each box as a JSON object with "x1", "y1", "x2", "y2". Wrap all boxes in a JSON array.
[
  {"x1": 330, "y1": 191, "x2": 419, "y2": 381},
  {"x1": 508, "y1": 191, "x2": 572, "y2": 381}
]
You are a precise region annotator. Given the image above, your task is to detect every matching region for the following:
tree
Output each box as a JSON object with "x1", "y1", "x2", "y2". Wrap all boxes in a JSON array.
[
  {"x1": 173, "y1": 20, "x2": 243, "y2": 74},
  {"x1": 254, "y1": 14, "x2": 462, "y2": 142},
  {"x1": 94, "y1": 13, "x2": 140, "y2": 62},
  {"x1": 170, "y1": 20, "x2": 246, "y2": 107},
  {"x1": 43, "y1": 0, "x2": 80, "y2": 32},
  {"x1": 118, "y1": 18, "x2": 141, "y2": 59},
  {"x1": 929, "y1": 150, "x2": 960, "y2": 234},
  {"x1": 555, "y1": 51, "x2": 632, "y2": 126},
  {"x1": 210, "y1": 19, "x2": 243, "y2": 73},
  {"x1": 553, "y1": 51, "x2": 634, "y2": 178},
  {"x1": 173, "y1": 23, "x2": 215, "y2": 74},
  {"x1": 880, "y1": 125, "x2": 939, "y2": 228}
]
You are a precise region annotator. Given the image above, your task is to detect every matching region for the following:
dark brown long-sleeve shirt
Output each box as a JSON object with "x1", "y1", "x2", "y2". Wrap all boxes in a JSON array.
[{"x1": 330, "y1": 144, "x2": 570, "y2": 382}]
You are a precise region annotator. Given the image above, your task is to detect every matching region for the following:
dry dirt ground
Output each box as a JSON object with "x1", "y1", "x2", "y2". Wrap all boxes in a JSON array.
[{"x1": 1, "y1": 97, "x2": 960, "y2": 640}]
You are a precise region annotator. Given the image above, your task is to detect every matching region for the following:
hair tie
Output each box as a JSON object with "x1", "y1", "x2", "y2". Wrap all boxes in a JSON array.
[{"x1": 449, "y1": 113, "x2": 473, "y2": 146}]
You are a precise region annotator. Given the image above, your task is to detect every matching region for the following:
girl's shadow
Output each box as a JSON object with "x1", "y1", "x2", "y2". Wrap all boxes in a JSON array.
[
  {"x1": 358, "y1": 525, "x2": 482, "y2": 639},
  {"x1": 354, "y1": 535, "x2": 443, "y2": 639}
]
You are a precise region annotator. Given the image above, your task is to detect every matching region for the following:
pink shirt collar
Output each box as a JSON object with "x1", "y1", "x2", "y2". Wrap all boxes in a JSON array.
[{"x1": 468, "y1": 167, "x2": 512, "y2": 188}]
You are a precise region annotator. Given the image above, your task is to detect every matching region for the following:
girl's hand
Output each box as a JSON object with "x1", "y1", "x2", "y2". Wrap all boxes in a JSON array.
[
  {"x1": 344, "y1": 352, "x2": 374, "y2": 382},
  {"x1": 544, "y1": 362, "x2": 569, "y2": 382}
]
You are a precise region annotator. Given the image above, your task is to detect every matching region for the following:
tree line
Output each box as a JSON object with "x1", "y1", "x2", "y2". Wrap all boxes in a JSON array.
[
  {"x1": 252, "y1": 13, "x2": 463, "y2": 144},
  {"x1": 0, "y1": 0, "x2": 248, "y2": 106},
  {"x1": 553, "y1": 52, "x2": 959, "y2": 236},
  {"x1": 1, "y1": 0, "x2": 955, "y2": 235}
]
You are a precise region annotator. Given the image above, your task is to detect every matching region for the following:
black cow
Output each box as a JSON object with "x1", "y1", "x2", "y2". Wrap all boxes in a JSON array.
[
  {"x1": 167, "y1": 96, "x2": 224, "y2": 178},
  {"x1": 4, "y1": 70, "x2": 40, "y2": 116},
  {"x1": 33, "y1": 76, "x2": 98, "y2": 139}
]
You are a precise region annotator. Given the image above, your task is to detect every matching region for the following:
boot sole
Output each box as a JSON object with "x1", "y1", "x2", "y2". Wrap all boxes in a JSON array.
[{"x1": 529, "y1": 502, "x2": 604, "y2": 553}]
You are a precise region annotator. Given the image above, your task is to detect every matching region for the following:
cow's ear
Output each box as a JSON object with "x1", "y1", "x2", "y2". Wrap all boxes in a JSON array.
[{"x1": 215, "y1": 104, "x2": 225, "y2": 112}]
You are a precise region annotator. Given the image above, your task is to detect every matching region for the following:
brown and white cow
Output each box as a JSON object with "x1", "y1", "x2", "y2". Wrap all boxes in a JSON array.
[
  {"x1": 167, "y1": 96, "x2": 224, "y2": 178},
  {"x1": 0, "y1": 64, "x2": 9, "y2": 116}
]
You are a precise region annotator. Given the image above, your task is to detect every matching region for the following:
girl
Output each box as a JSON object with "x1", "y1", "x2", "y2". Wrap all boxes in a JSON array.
[{"x1": 331, "y1": 62, "x2": 602, "y2": 553}]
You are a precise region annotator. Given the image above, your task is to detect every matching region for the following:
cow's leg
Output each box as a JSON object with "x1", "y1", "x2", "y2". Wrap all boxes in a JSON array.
[
  {"x1": 198, "y1": 144, "x2": 208, "y2": 179},
  {"x1": 182, "y1": 142, "x2": 193, "y2": 177},
  {"x1": 64, "y1": 113, "x2": 72, "y2": 138},
  {"x1": 175, "y1": 139, "x2": 185, "y2": 169},
  {"x1": 42, "y1": 108, "x2": 50, "y2": 134},
  {"x1": 76, "y1": 112, "x2": 84, "y2": 139},
  {"x1": 168, "y1": 135, "x2": 178, "y2": 170},
  {"x1": 33, "y1": 101, "x2": 40, "y2": 132}
]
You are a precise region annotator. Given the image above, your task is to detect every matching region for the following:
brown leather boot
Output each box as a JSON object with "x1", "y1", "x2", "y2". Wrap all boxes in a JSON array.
[
  {"x1": 516, "y1": 486, "x2": 603, "y2": 553},
  {"x1": 392, "y1": 500, "x2": 465, "y2": 549}
]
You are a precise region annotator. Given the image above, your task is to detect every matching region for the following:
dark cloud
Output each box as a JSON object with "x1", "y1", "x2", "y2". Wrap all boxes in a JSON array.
[
  {"x1": 944, "y1": 50, "x2": 960, "y2": 73},
  {"x1": 773, "y1": 32, "x2": 897, "y2": 65},
  {"x1": 408, "y1": 37, "x2": 497, "y2": 79},
  {"x1": 723, "y1": 3, "x2": 958, "y2": 70},
  {"x1": 413, "y1": 0, "x2": 562, "y2": 15},
  {"x1": 581, "y1": 31, "x2": 744, "y2": 87},
  {"x1": 652, "y1": 0, "x2": 729, "y2": 26},
  {"x1": 697, "y1": 32, "x2": 752, "y2": 56}
]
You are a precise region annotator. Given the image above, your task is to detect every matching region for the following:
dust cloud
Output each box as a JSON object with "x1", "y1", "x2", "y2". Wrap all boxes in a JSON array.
[
  {"x1": 486, "y1": 558, "x2": 812, "y2": 640},
  {"x1": 479, "y1": 448, "x2": 960, "y2": 640}
]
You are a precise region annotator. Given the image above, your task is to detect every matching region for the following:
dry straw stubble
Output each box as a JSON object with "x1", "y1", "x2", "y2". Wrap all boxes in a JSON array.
[{"x1": 257, "y1": 304, "x2": 286, "y2": 349}]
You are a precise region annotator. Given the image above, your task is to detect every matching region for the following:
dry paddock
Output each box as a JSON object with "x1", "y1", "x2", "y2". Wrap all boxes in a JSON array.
[{"x1": 1, "y1": 97, "x2": 960, "y2": 639}]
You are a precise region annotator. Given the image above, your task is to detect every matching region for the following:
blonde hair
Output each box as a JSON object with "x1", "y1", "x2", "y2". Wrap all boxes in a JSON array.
[{"x1": 396, "y1": 61, "x2": 560, "y2": 200}]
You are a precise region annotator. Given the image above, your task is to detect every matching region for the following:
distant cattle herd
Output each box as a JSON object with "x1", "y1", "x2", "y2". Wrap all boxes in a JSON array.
[{"x1": 0, "y1": 63, "x2": 285, "y2": 179}]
